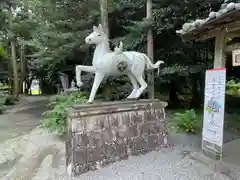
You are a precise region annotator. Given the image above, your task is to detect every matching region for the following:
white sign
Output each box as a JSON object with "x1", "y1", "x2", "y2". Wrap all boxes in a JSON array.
[
  {"x1": 202, "y1": 68, "x2": 226, "y2": 157},
  {"x1": 232, "y1": 49, "x2": 240, "y2": 66},
  {"x1": 30, "y1": 79, "x2": 41, "y2": 95}
]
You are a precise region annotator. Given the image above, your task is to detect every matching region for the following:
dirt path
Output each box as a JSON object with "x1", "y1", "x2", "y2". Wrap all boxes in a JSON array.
[{"x1": 0, "y1": 95, "x2": 50, "y2": 142}]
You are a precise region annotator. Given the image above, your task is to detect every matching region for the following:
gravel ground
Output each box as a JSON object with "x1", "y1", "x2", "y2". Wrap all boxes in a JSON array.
[
  {"x1": 32, "y1": 147, "x2": 232, "y2": 180},
  {"x1": 64, "y1": 149, "x2": 232, "y2": 180},
  {"x1": 0, "y1": 96, "x2": 233, "y2": 180},
  {"x1": 0, "y1": 128, "x2": 232, "y2": 180}
]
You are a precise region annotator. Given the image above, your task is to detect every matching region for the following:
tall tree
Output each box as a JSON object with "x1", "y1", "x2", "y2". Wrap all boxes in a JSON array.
[
  {"x1": 8, "y1": 4, "x2": 19, "y2": 96},
  {"x1": 100, "y1": 0, "x2": 109, "y2": 36}
]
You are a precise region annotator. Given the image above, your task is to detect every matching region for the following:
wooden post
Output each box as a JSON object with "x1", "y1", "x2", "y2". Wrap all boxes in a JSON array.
[
  {"x1": 147, "y1": 0, "x2": 154, "y2": 99},
  {"x1": 214, "y1": 31, "x2": 226, "y2": 68}
]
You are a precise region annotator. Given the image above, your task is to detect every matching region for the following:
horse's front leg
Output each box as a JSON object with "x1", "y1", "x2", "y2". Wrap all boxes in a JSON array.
[
  {"x1": 75, "y1": 65, "x2": 95, "y2": 87},
  {"x1": 88, "y1": 72, "x2": 105, "y2": 103}
]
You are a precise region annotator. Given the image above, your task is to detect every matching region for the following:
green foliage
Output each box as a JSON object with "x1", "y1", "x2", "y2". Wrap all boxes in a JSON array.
[
  {"x1": 20, "y1": 0, "x2": 217, "y2": 93},
  {"x1": 41, "y1": 92, "x2": 87, "y2": 136},
  {"x1": 0, "y1": 47, "x2": 8, "y2": 74},
  {"x1": 173, "y1": 109, "x2": 198, "y2": 133},
  {"x1": 24, "y1": 0, "x2": 100, "y2": 85},
  {"x1": 0, "y1": 0, "x2": 223, "y2": 105},
  {"x1": 0, "y1": 47, "x2": 7, "y2": 57},
  {"x1": 226, "y1": 79, "x2": 240, "y2": 96}
]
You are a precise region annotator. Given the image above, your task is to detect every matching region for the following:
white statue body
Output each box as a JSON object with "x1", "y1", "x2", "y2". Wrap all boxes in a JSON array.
[{"x1": 76, "y1": 24, "x2": 164, "y2": 103}]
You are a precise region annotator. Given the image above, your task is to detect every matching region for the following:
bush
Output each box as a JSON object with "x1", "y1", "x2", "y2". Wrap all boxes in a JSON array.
[
  {"x1": 173, "y1": 109, "x2": 198, "y2": 133},
  {"x1": 226, "y1": 79, "x2": 240, "y2": 96},
  {"x1": 0, "y1": 96, "x2": 5, "y2": 114},
  {"x1": 4, "y1": 95, "x2": 18, "y2": 106},
  {"x1": 0, "y1": 105, "x2": 4, "y2": 114},
  {"x1": 41, "y1": 92, "x2": 87, "y2": 136}
]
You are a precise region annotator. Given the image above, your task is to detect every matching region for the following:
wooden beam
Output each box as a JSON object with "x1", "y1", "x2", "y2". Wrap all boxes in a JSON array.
[
  {"x1": 225, "y1": 32, "x2": 240, "y2": 38},
  {"x1": 198, "y1": 20, "x2": 240, "y2": 41},
  {"x1": 214, "y1": 31, "x2": 226, "y2": 68},
  {"x1": 224, "y1": 27, "x2": 240, "y2": 37},
  {"x1": 225, "y1": 43, "x2": 240, "y2": 52},
  {"x1": 196, "y1": 29, "x2": 222, "y2": 41}
]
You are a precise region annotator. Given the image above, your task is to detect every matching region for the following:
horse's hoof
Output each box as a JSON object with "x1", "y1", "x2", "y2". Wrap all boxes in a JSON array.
[
  {"x1": 126, "y1": 97, "x2": 137, "y2": 100},
  {"x1": 87, "y1": 100, "x2": 93, "y2": 104}
]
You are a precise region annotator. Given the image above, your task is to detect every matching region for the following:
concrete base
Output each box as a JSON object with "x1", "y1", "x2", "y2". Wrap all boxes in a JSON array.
[
  {"x1": 190, "y1": 138, "x2": 240, "y2": 180},
  {"x1": 66, "y1": 99, "x2": 168, "y2": 177}
]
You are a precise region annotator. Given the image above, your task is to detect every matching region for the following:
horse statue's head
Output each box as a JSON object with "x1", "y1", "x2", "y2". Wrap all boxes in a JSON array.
[{"x1": 85, "y1": 24, "x2": 108, "y2": 45}]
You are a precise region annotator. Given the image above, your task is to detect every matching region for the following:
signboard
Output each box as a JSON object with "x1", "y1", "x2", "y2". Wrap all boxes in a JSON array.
[
  {"x1": 232, "y1": 49, "x2": 240, "y2": 66},
  {"x1": 202, "y1": 68, "x2": 226, "y2": 159}
]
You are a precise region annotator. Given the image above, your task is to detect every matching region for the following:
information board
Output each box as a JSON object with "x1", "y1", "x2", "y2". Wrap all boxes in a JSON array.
[
  {"x1": 232, "y1": 49, "x2": 240, "y2": 67},
  {"x1": 202, "y1": 68, "x2": 226, "y2": 159}
]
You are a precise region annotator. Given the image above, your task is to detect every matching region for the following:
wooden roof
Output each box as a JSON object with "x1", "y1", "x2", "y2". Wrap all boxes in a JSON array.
[{"x1": 176, "y1": 1, "x2": 240, "y2": 41}]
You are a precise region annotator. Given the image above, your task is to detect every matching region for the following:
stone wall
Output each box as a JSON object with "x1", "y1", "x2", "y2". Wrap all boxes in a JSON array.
[{"x1": 66, "y1": 99, "x2": 168, "y2": 177}]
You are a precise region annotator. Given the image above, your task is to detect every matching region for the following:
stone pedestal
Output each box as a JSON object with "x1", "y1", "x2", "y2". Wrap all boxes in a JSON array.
[{"x1": 65, "y1": 99, "x2": 168, "y2": 177}]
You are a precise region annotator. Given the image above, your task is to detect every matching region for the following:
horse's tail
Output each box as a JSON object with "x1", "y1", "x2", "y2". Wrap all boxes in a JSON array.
[{"x1": 141, "y1": 53, "x2": 164, "y2": 74}]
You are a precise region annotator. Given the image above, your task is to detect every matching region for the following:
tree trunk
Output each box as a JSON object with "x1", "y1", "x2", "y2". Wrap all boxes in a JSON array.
[
  {"x1": 190, "y1": 74, "x2": 200, "y2": 108},
  {"x1": 20, "y1": 44, "x2": 26, "y2": 94},
  {"x1": 6, "y1": 44, "x2": 12, "y2": 94},
  {"x1": 100, "y1": 0, "x2": 109, "y2": 37},
  {"x1": 146, "y1": 0, "x2": 154, "y2": 99},
  {"x1": 169, "y1": 81, "x2": 180, "y2": 108},
  {"x1": 10, "y1": 40, "x2": 19, "y2": 96},
  {"x1": 8, "y1": 5, "x2": 19, "y2": 96}
]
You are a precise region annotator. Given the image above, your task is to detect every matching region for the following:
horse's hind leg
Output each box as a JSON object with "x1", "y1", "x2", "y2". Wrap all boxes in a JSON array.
[
  {"x1": 126, "y1": 73, "x2": 139, "y2": 99},
  {"x1": 132, "y1": 74, "x2": 147, "y2": 99}
]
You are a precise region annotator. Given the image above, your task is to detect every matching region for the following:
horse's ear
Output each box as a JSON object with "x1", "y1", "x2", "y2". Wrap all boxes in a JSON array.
[
  {"x1": 93, "y1": 25, "x2": 98, "y2": 32},
  {"x1": 98, "y1": 24, "x2": 103, "y2": 32}
]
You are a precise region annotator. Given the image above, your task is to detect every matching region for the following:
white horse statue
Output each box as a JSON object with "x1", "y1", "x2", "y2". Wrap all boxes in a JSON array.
[{"x1": 76, "y1": 24, "x2": 164, "y2": 103}]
